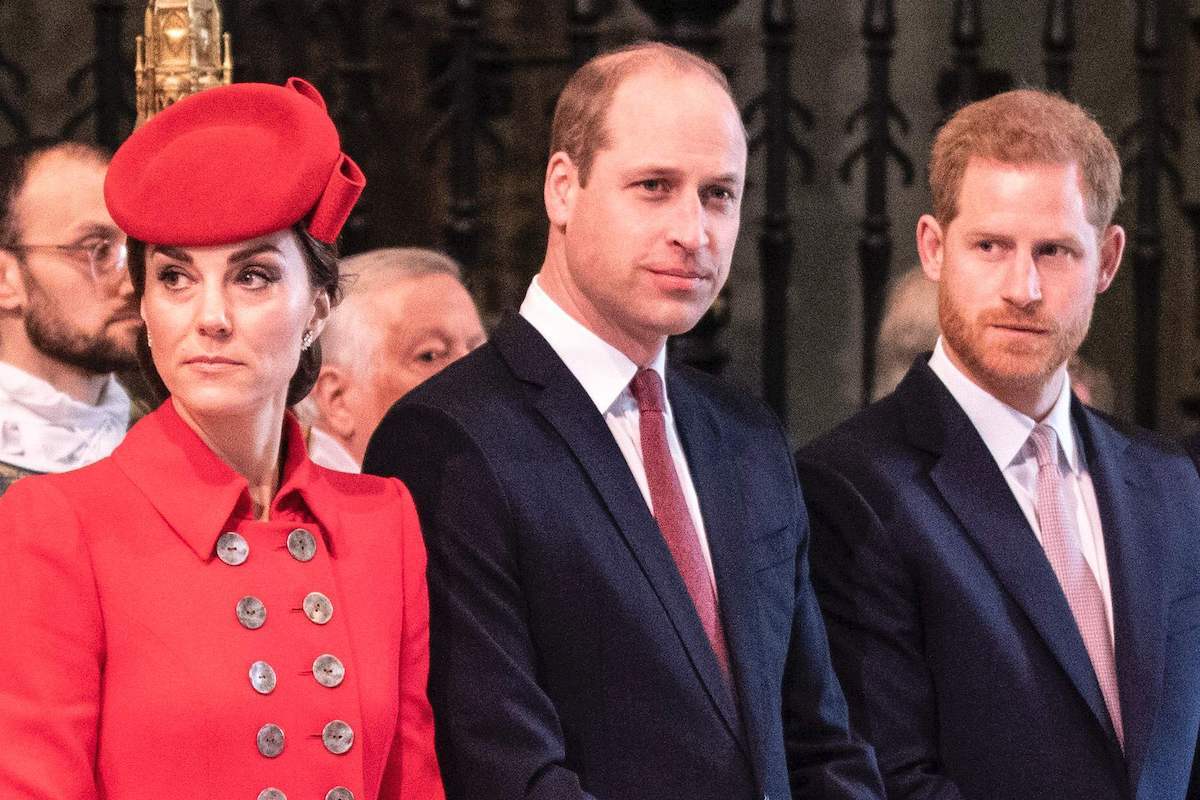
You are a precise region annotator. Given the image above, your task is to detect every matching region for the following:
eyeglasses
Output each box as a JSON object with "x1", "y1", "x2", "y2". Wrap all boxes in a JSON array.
[{"x1": 4, "y1": 238, "x2": 129, "y2": 282}]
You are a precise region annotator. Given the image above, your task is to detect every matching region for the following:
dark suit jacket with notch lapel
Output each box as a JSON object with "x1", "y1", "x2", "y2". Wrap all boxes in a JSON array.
[
  {"x1": 796, "y1": 357, "x2": 1200, "y2": 800},
  {"x1": 363, "y1": 313, "x2": 884, "y2": 800}
]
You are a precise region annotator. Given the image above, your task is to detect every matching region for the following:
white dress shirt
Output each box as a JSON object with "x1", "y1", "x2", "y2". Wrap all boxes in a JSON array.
[
  {"x1": 928, "y1": 339, "x2": 1114, "y2": 642},
  {"x1": 519, "y1": 276, "x2": 716, "y2": 582}
]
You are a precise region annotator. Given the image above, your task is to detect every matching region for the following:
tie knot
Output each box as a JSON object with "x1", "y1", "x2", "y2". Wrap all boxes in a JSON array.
[
  {"x1": 1029, "y1": 424, "x2": 1059, "y2": 470},
  {"x1": 630, "y1": 368, "x2": 665, "y2": 413}
]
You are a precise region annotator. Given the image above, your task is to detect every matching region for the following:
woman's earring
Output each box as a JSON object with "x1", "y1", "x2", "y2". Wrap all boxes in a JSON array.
[
  {"x1": 301, "y1": 330, "x2": 314, "y2": 351},
  {"x1": 146, "y1": 331, "x2": 153, "y2": 349}
]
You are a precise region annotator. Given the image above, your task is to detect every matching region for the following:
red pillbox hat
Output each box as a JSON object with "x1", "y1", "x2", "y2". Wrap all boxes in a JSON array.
[{"x1": 105, "y1": 77, "x2": 364, "y2": 245}]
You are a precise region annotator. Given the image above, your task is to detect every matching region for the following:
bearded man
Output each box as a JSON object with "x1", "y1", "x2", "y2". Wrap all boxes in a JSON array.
[
  {"x1": 797, "y1": 90, "x2": 1200, "y2": 800},
  {"x1": 0, "y1": 139, "x2": 139, "y2": 492}
]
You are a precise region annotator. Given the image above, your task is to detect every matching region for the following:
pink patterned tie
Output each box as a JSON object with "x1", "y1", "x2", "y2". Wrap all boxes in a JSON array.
[
  {"x1": 1029, "y1": 424, "x2": 1123, "y2": 748},
  {"x1": 630, "y1": 368, "x2": 731, "y2": 681}
]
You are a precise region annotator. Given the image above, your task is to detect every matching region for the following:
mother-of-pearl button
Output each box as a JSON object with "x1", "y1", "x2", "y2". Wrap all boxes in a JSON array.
[
  {"x1": 249, "y1": 660, "x2": 277, "y2": 694},
  {"x1": 286, "y1": 528, "x2": 317, "y2": 562},
  {"x1": 321, "y1": 719, "x2": 354, "y2": 754},
  {"x1": 215, "y1": 532, "x2": 248, "y2": 565},
  {"x1": 312, "y1": 653, "x2": 345, "y2": 688},
  {"x1": 303, "y1": 591, "x2": 333, "y2": 625},
  {"x1": 236, "y1": 596, "x2": 267, "y2": 629},
  {"x1": 256, "y1": 723, "x2": 285, "y2": 757}
]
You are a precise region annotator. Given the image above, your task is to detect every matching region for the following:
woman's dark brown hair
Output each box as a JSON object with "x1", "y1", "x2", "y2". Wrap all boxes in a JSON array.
[{"x1": 127, "y1": 224, "x2": 342, "y2": 408}]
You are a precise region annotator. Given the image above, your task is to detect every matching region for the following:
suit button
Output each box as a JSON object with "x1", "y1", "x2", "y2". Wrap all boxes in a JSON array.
[
  {"x1": 249, "y1": 660, "x2": 277, "y2": 694},
  {"x1": 257, "y1": 789, "x2": 286, "y2": 800},
  {"x1": 215, "y1": 532, "x2": 248, "y2": 565},
  {"x1": 236, "y1": 596, "x2": 267, "y2": 629},
  {"x1": 312, "y1": 654, "x2": 345, "y2": 688},
  {"x1": 303, "y1": 591, "x2": 333, "y2": 625},
  {"x1": 325, "y1": 788, "x2": 354, "y2": 800},
  {"x1": 321, "y1": 719, "x2": 354, "y2": 754},
  {"x1": 286, "y1": 528, "x2": 316, "y2": 562},
  {"x1": 256, "y1": 723, "x2": 285, "y2": 758}
]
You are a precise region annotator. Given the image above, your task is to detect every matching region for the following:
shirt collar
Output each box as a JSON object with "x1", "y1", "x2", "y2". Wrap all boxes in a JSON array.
[
  {"x1": 519, "y1": 275, "x2": 668, "y2": 414},
  {"x1": 928, "y1": 338, "x2": 1079, "y2": 473},
  {"x1": 111, "y1": 398, "x2": 344, "y2": 561},
  {"x1": 306, "y1": 424, "x2": 362, "y2": 472}
]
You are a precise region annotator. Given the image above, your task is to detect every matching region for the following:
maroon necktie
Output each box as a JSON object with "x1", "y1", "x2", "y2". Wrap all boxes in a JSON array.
[{"x1": 630, "y1": 368, "x2": 731, "y2": 680}]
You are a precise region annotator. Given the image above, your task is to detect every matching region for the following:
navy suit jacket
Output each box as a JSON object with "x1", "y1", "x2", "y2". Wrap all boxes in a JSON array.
[
  {"x1": 1184, "y1": 432, "x2": 1200, "y2": 473},
  {"x1": 363, "y1": 314, "x2": 883, "y2": 800},
  {"x1": 796, "y1": 358, "x2": 1200, "y2": 800}
]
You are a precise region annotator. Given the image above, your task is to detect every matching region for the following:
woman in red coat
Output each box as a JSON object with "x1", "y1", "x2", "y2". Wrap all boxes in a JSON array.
[{"x1": 0, "y1": 78, "x2": 443, "y2": 800}]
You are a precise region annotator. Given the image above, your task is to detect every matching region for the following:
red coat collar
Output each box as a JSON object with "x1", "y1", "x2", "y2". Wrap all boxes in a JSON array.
[{"x1": 112, "y1": 399, "x2": 344, "y2": 560}]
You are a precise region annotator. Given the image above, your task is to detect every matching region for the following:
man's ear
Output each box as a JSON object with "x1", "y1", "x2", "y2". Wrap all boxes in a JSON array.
[
  {"x1": 916, "y1": 214, "x2": 947, "y2": 282},
  {"x1": 311, "y1": 365, "x2": 355, "y2": 442},
  {"x1": 0, "y1": 249, "x2": 27, "y2": 312},
  {"x1": 544, "y1": 151, "x2": 579, "y2": 229},
  {"x1": 1095, "y1": 224, "x2": 1125, "y2": 294}
]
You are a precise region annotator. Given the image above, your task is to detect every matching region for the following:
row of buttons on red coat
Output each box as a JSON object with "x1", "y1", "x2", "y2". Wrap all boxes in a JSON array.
[{"x1": 217, "y1": 527, "x2": 357, "y2": 800}]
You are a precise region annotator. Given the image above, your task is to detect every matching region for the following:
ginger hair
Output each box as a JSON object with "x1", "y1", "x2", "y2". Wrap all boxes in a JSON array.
[{"x1": 929, "y1": 89, "x2": 1121, "y2": 230}]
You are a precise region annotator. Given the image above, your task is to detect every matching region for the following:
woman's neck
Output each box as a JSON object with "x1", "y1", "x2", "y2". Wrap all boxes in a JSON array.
[{"x1": 172, "y1": 396, "x2": 287, "y2": 520}]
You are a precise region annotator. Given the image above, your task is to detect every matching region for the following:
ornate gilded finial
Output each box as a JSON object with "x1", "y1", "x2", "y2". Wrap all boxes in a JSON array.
[{"x1": 135, "y1": 0, "x2": 232, "y2": 127}]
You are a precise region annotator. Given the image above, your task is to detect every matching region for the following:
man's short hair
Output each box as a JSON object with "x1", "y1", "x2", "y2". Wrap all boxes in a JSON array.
[
  {"x1": 929, "y1": 89, "x2": 1121, "y2": 230},
  {"x1": 0, "y1": 138, "x2": 110, "y2": 248},
  {"x1": 549, "y1": 41, "x2": 738, "y2": 186}
]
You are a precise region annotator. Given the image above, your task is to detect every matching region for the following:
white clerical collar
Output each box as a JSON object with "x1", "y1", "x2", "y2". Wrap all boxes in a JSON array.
[
  {"x1": 519, "y1": 275, "x2": 668, "y2": 415},
  {"x1": 0, "y1": 360, "x2": 131, "y2": 473},
  {"x1": 928, "y1": 338, "x2": 1079, "y2": 474}
]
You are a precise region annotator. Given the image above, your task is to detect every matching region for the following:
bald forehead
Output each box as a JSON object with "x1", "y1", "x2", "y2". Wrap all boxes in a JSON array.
[
  {"x1": 615, "y1": 61, "x2": 737, "y2": 106},
  {"x1": 18, "y1": 148, "x2": 107, "y2": 205},
  {"x1": 600, "y1": 67, "x2": 747, "y2": 167},
  {"x1": 592, "y1": 44, "x2": 735, "y2": 99},
  {"x1": 600, "y1": 66, "x2": 746, "y2": 155},
  {"x1": 23, "y1": 146, "x2": 107, "y2": 188},
  {"x1": 611, "y1": 60, "x2": 739, "y2": 118},
  {"x1": 13, "y1": 148, "x2": 112, "y2": 238}
]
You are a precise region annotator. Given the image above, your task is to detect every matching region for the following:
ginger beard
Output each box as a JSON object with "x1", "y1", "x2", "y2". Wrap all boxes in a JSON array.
[{"x1": 937, "y1": 267, "x2": 1096, "y2": 399}]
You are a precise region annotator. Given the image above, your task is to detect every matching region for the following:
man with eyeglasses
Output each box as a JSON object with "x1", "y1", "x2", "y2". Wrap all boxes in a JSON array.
[{"x1": 0, "y1": 138, "x2": 140, "y2": 494}]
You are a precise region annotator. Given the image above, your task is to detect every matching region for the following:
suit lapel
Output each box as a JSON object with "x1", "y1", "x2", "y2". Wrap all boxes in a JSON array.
[
  {"x1": 669, "y1": 368, "x2": 764, "y2": 774},
  {"x1": 1076, "y1": 405, "x2": 1165, "y2": 786},
  {"x1": 901, "y1": 365, "x2": 1120, "y2": 749},
  {"x1": 491, "y1": 316, "x2": 746, "y2": 747}
]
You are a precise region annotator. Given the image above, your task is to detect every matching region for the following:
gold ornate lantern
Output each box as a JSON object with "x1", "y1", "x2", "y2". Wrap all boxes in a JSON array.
[{"x1": 135, "y1": 0, "x2": 232, "y2": 127}]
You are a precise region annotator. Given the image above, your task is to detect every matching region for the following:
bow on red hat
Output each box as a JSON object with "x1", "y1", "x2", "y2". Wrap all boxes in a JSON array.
[{"x1": 105, "y1": 77, "x2": 365, "y2": 246}]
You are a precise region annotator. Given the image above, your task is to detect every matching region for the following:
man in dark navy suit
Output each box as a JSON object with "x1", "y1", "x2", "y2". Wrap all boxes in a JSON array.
[
  {"x1": 364, "y1": 42, "x2": 883, "y2": 800},
  {"x1": 798, "y1": 89, "x2": 1200, "y2": 800}
]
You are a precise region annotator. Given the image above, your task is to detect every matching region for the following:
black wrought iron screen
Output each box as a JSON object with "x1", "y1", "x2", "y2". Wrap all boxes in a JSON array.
[{"x1": 2, "y1": 0, "x2": 1198, "y2": 438}]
